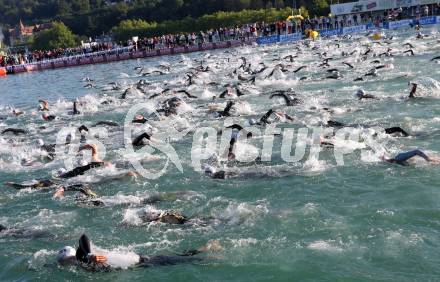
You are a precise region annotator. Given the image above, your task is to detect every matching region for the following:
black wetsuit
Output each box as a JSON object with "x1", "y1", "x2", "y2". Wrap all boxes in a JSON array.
[
  {"x1": 132, "y1": 132, "x2": 152, "y2": 146},
  {"x1": 2, "y1": 128, "x2": 26, "y2": 135},
  {"x1": 76, "y1": 234, "x2": 203, "y2": 270},
  {"x1": 76, "y1": 234, "x2": 93, "y2": 264},
  {"x1": 387, "y1": 149, "x2": 430, "y2": 166},
  {"x1": 60, "y1": 162, "x2": 104, "y2": 179},
  {"x1": 326, "y1": 121, "x2": 409, "y2": 137},
  {"x1": 6, "y1": 179, "x2": 54, "y2": 189},
  {"x1": 0, "y1": 224, "x2": 52, "y2": 239},
  {"x1": 62, "y1": 184, "x2": 104, "y2": 206},
  {"x1": 138, "y1": 253, "x2": 202, "y2": 267},
  {"x1": 141, "y1": 211, "x2": 188, "y2": 224}
]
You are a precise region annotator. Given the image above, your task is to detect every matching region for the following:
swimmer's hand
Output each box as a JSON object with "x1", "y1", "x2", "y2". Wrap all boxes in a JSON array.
[
  {"x1": 91, "y1": 255, "x2": 107, "y2": 264},
  {"x1": 428, "y1": 158, "x2": 440, "y2": 165}
]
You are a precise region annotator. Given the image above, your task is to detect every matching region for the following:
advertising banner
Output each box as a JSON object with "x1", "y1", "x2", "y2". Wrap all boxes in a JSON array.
[
  {"x1": 342, "y1": 25, "x2": 367, "y2": 34},
  {"x1": 388, "y1": 19, "x2": 413, "y2": 29},
  {"x1": 319, "y1": 28, "x2": 342, "y2": 37},
  {"x1": 366, "y1": 22, "x2": 384, "y2": 29},
  {"x1": 256, "y1": 35, "x2": 279, "y2": 45},
  {"x1": 418, "y1": 16, "x2": 437, "y2": 25},
  {"x1": 187, "y1": 45, "x2": 200, "y2": 52},
  {"x1": 174, "y1": 47, "x2": 185, "y2": 53},
  {"x1": 331, "y1": 0, "x2": 395, "y2": 15},
  {"x1": 279, "y1": 33, "x2": 302, "y2": 43}
]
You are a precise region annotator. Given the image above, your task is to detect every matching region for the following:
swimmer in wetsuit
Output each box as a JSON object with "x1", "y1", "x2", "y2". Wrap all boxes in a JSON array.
[
  {"x1": 38, "y1": 100, "x2": 49, "y2": 111},
  {"x1": 42, "y1": 113, "x2": 56, "y2": 121},
  {"x1": 53, "y1": 184, "x2": 103, "y2": 206},
  {"x1": 326, "y1": 120, "x2": 410, "y2": 137},
  {"x1": 68, "y1": 101, "x2": 80, "y2": 115},
  {"x1": 57, "y1": 234, "x2": 218, "y2": 270},
  {"x1": 381, "y1": 149, "x2": 440, "y2": 166},
  {"x1": 59, "y1": 162, "x2": 104, "y2": 179},
  {"x1": 0, "y1": 224, "x2": 53, "y2": 239},
  {"x1": 58, "y1": 144, "x2": 109, "y2": 179},
  {"x1": 140, "y1": 210, "x2": 188, "y2": 224},
  {"x1": 4, "y1": 179, "x2": 54, "y2": 190},
  {"x1": 355, "y1": 89, "x2": 377, "y2": 100},
  {"x1": 132, "y1": 132, "x2": 153, "y2": 146},
  {"x1": 409, "y1": 82, "x2": 418, "y2": 99}
]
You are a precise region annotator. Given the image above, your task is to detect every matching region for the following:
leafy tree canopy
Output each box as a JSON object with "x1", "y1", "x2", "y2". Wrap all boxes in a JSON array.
[
  {"x1": 1, "y1": 0, "x2": 350, "y2": 36},
  {"x1": 33, "y1": 22, "x2": 78, "y2": 50}
]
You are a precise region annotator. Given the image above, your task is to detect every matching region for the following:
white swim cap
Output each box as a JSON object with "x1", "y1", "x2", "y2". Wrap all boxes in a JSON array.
[
  {"x1": 356, "y1": 89, "x2": 365, "y2": 97},
  {"x1": 57, "y1": 168, "x2": 67, "y2": 176},
  {"x1": 37, "y1": 139, "x2": 44, "y2": 146},
  {"x1": 202, "y1": 164, "x2": 216, "y2": 175},
  {"x1": 248, "y1": 118, "x2": 257, "y2": 126},
  {"x1": 57, "y1": 246, "x2": 76, "y2": 265}
]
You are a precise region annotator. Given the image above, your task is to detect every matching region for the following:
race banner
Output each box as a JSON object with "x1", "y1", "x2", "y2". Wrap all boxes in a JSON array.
[
  {"x1": 342, "y1": 25, "x2": 367, "y2": 34},
  {"x1": 418, "y1": 16, "x2": 437, "y2": 25},
  {"x1": 319, "y1": 28, "x2": 342, "y2": 37},
  {"x1": 388, "y1": 19, "x2": 413, "y2": 29},
  {"x1": 256, "y1": 35, "x2": 279, "y2": 45},
  {"x1": 279, "y1": 33, "x2": 302, "y2": 43}
]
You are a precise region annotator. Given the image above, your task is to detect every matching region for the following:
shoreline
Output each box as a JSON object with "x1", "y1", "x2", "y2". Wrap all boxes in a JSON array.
[
  {"x1": 1, "y1": 39, "x2": 254, "y2": 76},
  {"x1": 1, "y1": 15, "x2": 439, "y2": 76}
]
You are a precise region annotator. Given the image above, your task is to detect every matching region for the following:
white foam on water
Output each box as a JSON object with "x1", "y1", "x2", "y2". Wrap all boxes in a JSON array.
[{"x1": 307, "y1": 240, "x2": 344, "y2": 252}]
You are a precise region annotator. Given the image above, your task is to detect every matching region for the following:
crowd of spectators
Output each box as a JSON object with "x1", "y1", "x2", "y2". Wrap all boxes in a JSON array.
[
  {"x1": 2, "y1": 3, "x2": 440, "y2": 68},
  {"x1": 1, "y1": 43, "x2": 115, "y2": 67}
]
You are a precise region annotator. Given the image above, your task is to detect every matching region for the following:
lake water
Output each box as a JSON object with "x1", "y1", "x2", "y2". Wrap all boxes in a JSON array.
[{"x1": 1, "y1": 26, "x2": 440, "y2": 281}]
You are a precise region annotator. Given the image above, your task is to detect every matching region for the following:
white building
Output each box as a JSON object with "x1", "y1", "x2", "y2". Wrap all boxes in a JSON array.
[{"x1": 331, "y1": 0, "x2": 439, "y2": 16}]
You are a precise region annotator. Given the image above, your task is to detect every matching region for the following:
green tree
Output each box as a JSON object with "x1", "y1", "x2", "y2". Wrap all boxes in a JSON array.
[
  {"x1": 111, "y1": 19, "x2": 157, "y2": 41},
  {"x1": 57, "y1": 0, "x2": 71, "y2": 15},
  {"x1": 33, "y1": 22, "x2": 78, "y2": 50},
  {"x1": 71, "y1": 0, "x2": 91, "y2": 12}
]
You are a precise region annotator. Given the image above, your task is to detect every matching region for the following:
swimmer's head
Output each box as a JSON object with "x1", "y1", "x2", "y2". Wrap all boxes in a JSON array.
[
  {"x1": 79, "y1": 129, "x2": 88, "y2": 136},
  {"x1": 0, "y1": 224, "x2": 6, "y2": 232},
  {"x1": 81, "y1": 186, "x2": 98, "y2": 198},
  {"x1": 65, "y1": 133, "x2": 74, "y2": 144},
  {"x1": 248, "y1": 118, "x2": 257, "y2": 126},
  {"x1": 21, "y1": 158, "x2": 33, "y2": 166},
  {"x1": 37, "y1": 139, "x2": 44, "y2": 147},
  {"x1": 57, "y1": 168, "x2": 67, "y2": 176},
  {"x1": 134, "y1": 114, "x2": 145, "y2": 121},
  {"x1": 202, "y1": 164, "x2": 216, "y2": 175},
  {"x1": 356, "y1": 89, "x2": 365, "y2": 98},
  {"x1": 57, "y1": 246, "x2": 76, "y2": 265}
]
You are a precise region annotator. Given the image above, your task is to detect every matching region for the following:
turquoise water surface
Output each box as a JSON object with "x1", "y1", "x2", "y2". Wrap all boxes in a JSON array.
[{"x1": 1, "y1": 26, "x2": 440, "y2": 281}]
